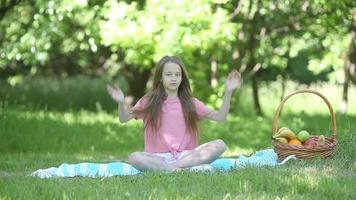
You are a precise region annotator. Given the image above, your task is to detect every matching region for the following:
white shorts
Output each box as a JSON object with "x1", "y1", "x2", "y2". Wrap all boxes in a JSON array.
[
  {"x1": 152, "y1": 151, "x2": 213, "y2": 171},
  {"x1": 153, "y1": 151, "x2": 189, "y2": 164}
]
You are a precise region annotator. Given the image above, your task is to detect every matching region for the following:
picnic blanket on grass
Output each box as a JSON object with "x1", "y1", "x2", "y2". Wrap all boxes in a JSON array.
[{"x1": 31, "y1": 149, "x2": 296, "y2": 178}]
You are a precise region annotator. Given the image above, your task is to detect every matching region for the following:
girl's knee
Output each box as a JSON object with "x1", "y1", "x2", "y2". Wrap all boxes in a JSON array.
[
  {"x1": 212, "y1": 139, "x2": 227, "y2": 152},
  {"x1": 128, "y1": 152, "x2": 143, "y2": 164}
]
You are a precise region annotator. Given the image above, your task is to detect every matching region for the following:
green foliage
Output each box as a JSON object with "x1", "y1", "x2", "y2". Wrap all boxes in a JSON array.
[
  {"x1": 99, "y1": 0, "x2": 237, "y2": 78},
  {"x1": 0, "y1": 0, "x2": 355, "y2": 115},
  {"x1": 221, "y1": 0, "x2": 355, "y2": 85},
  {"x1": 0, "y1": 0, "x2": 107, "y2": 76},
  {"x1": 0, "y1": 0, "x2": 237, "y2": 74},
  {"x1": 287, "y1": 50, "x2": 331, "y2": 84}
]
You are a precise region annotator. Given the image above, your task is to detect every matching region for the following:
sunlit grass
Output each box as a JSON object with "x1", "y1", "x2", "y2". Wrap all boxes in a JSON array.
[
  {"x1": 223, "y1": 146, "x2": 255, "y2": 157},
  {"x1": 11, "y1": 108, "x2": 140, "y2": 127}
]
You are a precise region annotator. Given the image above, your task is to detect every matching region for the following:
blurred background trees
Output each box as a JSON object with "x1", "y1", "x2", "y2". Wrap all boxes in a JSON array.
[{"x1": 0, "y1": 0, "x2": 355, "y2": 114}]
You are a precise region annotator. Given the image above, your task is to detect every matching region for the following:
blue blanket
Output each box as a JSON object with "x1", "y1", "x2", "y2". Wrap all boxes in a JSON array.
[{"x1": 31, "y1": 149, "x2": 296, "y2": 178}]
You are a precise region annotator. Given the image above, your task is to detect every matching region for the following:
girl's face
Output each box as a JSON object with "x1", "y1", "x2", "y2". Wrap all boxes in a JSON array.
[{"x1": 162, "y1": 62, "x2": 182, "y2": 93}]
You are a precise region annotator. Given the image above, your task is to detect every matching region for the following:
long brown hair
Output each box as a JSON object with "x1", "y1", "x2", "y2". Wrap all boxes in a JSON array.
[{"x1": 133, "y1": 56, "x2": 199, "y2": 134}]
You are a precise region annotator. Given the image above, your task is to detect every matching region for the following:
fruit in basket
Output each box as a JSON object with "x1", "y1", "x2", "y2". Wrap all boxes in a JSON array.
[
  {"x1": 303, "y1": 135, "x2": 327, "y2": 147},
  {"x1": 303, "y1": 135, "x2": 326, "y2": 147},
  {"x1": 288, "y1": 138, "x2": 302, "y2": 145},
  {"x1": 316, "y1": 135, "x2": 325, "y2": 146},
  {"x1": 273, "y1": 127, "x2": 297, "y2": 140},
  {"x1": 303, "y1": 137, "x2": 318, "y2": 147},
  {"x1": 297, "y1": 130, "x2": 310, "y2": 142},
  {"x1": 277, "y1": 127, "x2": 290, "y2": 133},
  {"x1": 275, "y1": 137, "x2": 288, "y2": 144}
]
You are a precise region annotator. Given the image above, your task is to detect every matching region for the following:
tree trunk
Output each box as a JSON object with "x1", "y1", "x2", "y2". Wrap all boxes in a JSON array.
[
  {"x1": 340, "y1": 71, "x2": 349, "y2": 114},
  {"x1": 246, "y1": 0, "x2": 263, "y2": 116},
  {"x1": 252, "y1": 74, "x2": 263, "y2": 116},
  {"x1": 340, "y1": 20, "x2": 356, "y2": 114},
  {"x1": 346, "y1": 20, "x2": 356, "y2": 84},
  {"x1": 247, "y1": 28, "x2": 263, "y2": 115},
  {"x1": 280, "y1": 75, "x2": 286, "y2": 101}
]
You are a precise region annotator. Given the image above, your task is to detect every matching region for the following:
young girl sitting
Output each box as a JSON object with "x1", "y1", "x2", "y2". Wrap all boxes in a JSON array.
[{"x1": 107, "y1": 56, "x2": 242, "y2": 171}]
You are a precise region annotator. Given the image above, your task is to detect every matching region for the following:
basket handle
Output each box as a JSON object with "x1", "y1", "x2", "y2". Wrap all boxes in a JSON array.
[{"x1": 272, "y1": 89, "x2": 337, "y2": 137}]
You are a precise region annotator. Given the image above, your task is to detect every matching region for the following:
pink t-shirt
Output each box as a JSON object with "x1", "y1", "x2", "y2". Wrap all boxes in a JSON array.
[{"x1": 132, "y1": 97, "x2": 212, "y2": 155}]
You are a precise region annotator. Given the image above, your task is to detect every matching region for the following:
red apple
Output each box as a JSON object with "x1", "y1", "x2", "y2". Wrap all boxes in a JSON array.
[{"x1": 303, "y1": 136, "x2": 318, "y2": 147}]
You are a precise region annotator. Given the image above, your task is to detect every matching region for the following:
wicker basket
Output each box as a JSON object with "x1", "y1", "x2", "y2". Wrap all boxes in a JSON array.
[{"x1": 272, "y1": 89, "x2": 338, "y2": 161}]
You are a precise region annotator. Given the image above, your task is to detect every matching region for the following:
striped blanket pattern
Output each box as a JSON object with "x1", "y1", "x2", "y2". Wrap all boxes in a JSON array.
[{"x1": 31, "y1": 149, "x2": 296, "y2": 178}]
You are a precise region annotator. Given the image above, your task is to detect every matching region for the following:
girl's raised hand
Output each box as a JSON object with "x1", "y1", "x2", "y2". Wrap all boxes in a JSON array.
[
  {"x1": 106, "y1": 84, "x2": 125, "y2": 103},
  {"x1": 226, "y1": 70, "x2": 242, "y2": 93}
]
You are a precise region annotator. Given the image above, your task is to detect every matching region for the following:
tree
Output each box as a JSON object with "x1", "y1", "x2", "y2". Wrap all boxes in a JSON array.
[
  {"x1": 0, "y1": 0, "x2": 111, "y2": 78},
  {"x1": 0, "y1": 0, "x2": 237, "y2": 104},
  {"x1": 224, "y1": 0, "x2": 354, "y2": 115},
  {"x1": 98, "y1": 0, "x2": 238, "y2": 102}
]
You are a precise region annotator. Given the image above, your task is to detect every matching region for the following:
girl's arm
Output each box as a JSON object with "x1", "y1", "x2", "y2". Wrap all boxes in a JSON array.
[
  {"x1": 106, "y1": 84, "x2": 133, "y2": 123},
  {"x1": 206, "y1": 70, "x2": 242, "y2": 122}
]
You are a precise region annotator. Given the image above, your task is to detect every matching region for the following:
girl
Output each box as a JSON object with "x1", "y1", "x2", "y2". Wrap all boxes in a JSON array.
[{"x1": 107, "y1": 56, "x2": 242, "y2": 171}]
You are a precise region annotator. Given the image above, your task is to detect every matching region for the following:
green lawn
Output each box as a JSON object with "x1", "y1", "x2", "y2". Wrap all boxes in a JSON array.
[{"x1": 0, "y1": 78, "x2": 355, "y2": 199}]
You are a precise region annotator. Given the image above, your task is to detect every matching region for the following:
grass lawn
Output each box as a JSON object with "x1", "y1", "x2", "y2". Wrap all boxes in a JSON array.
[{"x1": 0, "y1": 77, "x2": 355, "y2": 199}]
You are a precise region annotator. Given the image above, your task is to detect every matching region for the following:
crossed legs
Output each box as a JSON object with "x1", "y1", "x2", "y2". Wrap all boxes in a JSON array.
[
  {"x1": 127, "y1": 152, "x2": 178, "y2": 171},
  {"x1": 128, "y1": 139, "x2": 227, "y2": 172}
]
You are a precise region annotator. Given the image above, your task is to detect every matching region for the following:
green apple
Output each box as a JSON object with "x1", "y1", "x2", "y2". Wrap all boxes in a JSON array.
[{"x1": 297, "y1": 130, "x2": 310, "y2": 142}]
